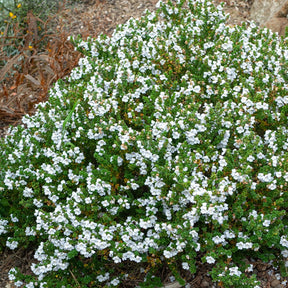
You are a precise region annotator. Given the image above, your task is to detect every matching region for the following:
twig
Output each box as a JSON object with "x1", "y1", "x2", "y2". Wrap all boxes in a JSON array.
[{"x1": 69, "y1": 269, "x2": 81, "y2": 288}]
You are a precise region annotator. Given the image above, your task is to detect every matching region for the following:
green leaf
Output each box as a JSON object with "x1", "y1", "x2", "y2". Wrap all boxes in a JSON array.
[{"x1": 67, "y1": 249, "x2": 78, "y2": 259}]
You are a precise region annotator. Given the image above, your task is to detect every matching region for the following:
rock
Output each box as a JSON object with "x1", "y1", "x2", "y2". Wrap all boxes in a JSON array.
[
  {"x1": 257, "y1": 271, "x2": 267, "y2": 278},
  {"x1": 264, "y1": 16, "x2": 288, "y2": 36},
  {"x1": 163, "y1": 281, "x2": 182, "y2": 288},
  {"x1": 200, "y1": 280, "x2": 210, "y2": 287},
  {"x1": 275, "y1": 1, "x2": 288, "y2": 18},
  {"x1": 250, "y1": 0, "x2": 288, "y2": 36},
  {"x1": 250, "y1": 0, "x2": 284, "y2": 25},
  {"x1": 262, "y1": 0, "x2": 288, "y2": 36},
  {"x1": 256, "y1": 263, "x2": 267, "y2": 271},
  {"x1": 270, "y1": 278, "x2": 281, "y2": 288}
]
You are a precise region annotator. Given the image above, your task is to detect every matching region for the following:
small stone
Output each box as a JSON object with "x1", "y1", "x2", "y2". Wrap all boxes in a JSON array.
[
  {"x1": 200, "y1": 280, "x2": 210, "y2": 287},
  {"x1": 271, "y1": 279, "x2": 281, "y2": 288},
  {"x1": 250, "y1": 0, "x2": 285, "y2": 25},
  {"x1": 256, "y1": 263, "x2": 267, "y2": 271},
  {"x1": 257, "y1": 271, "x2": 266, "y2": 278},
  {"x1": 163, "y1": 281, "x2": 182, "y2": 288}
]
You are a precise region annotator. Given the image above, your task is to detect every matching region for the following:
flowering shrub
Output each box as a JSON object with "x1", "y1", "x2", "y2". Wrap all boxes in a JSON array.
[{"x1": 1, "y1": 0, "x2": 288, "y2": 287}]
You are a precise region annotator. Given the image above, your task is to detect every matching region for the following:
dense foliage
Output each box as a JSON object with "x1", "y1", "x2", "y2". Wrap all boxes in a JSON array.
[{"x1": 1, "y1": 0, "x2": 288, "y2": 287}]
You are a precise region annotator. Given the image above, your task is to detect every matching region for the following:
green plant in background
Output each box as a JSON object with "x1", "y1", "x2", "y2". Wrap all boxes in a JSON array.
[
  {"x1": 0, "y1": 0, "x2": 60, "y2": 68},
  {"x1": 1, "y1": 0, "x2": 288, "y2": 287},
  {"x1": 0, "y1": 0, "x2": 23, "y2": 64},
  {"x1": 0, "y1": 0, "x2": 60, "y2": 27}
]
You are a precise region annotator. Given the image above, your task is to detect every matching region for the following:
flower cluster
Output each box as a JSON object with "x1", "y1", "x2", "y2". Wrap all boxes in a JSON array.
[{"x1": 1, "y1": 0, "x2": 288, "y2": 287}]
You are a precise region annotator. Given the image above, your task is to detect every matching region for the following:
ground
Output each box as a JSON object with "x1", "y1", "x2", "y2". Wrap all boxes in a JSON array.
[{"x1": 0, "y1": 0, "x2": 287, "y2": 287}]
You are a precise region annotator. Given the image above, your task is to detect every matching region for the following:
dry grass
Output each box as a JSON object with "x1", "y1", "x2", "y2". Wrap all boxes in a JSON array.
[{"x1": 0, "y1": 1, "x2": 83, "y2": 133}]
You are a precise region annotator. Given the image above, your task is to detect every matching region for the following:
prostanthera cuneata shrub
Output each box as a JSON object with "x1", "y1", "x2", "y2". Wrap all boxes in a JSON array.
[{"x1": 1, "y1": 0, "x2": 288, "y2": 287}]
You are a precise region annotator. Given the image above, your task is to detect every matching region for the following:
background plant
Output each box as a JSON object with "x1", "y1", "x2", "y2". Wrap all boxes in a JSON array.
[
  {"x1": 0, "y1": 0, "x2": 82, "y2": 71},
  {"x1": 0, "y1": 0, "x2": 62, "y2": 68},
  {"x1": 1, "y1": 0, "x2": 288, "y2": 287},
  {"x1": 0, "y1": 0, "x2": 83, "y2": 129}
]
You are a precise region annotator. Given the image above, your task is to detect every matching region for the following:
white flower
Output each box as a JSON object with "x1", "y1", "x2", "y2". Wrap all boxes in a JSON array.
[
  {"x1": 275, "y1": 171, "x2": 282, "y2": 178},
  {"x1": 14, "y1": 281, "x2": 24, "y2": 287},
  {"x1": 223, "y1": 230, "x2": 235, "y2": 239},
  {"x1": 164, "y1": 250, "x2": 173, "y2": 259},
  {"x1": 263, "y1": 220, "x2": 271, "y2": 227},
  {"x1": 245, "y1": 264, "x2": 253, "y2": 273},
  {"x1": 135, "y1": 103, "x2": 144, "y2": 112},
  {"x1": 222, "y1": 40, "x2": 233, "y2": 51},
  {"x1": 229, "y1": 266, "x2": 242, "y2": 276},
  {"x1": 206, "y1": 256, "x2": 215, "y2": 264},
  {"x1": 236, "y1": 126, "x2": 244, "y2": 134},
  {"x1": 25, "y1": 227, "x2": 36, "y2": 236},
  {"x1": 0, "y1": 219, "x2": 8, "y2": 235},
  {"x1": 236, "y1": 241, "x2": 252, "y2": 250},
  {"x1": 182, "y1": 262, "x2": 189, "y2": 270},
  {"x1": 110, "y1": 278, "x2": 120, "y2": 286},
  {"x1": 247, "y1": 155, "x2": 255, "y2": 162},
  {"x1": 97, "y1": 273, "x2": 110, "y2": 283},
  {"x1": 212, "y1": 235, "x2": 225, "y2": 244},
  {"x1": 193, "y1": 85, "x2": 201, "y2": 93},
  {"x1": 113, "y1": 256, "x2": 121, "y2": 263},
  {"x1": 6, "y1": 238, "x2": 18, "y2": 250},
  {"x1": 280, "y1": 236, "x2": 288, "y2": 248},
  {"x1": 281, "y1": 250, "x2": 288, "y2": 257},
  {"x1": 10, "y1": 214, "x2": 19, "y2": 223},
  {"x1": 267, "y1": 180, "x2": 277, "y2": 190},
  {"x1": 102, "y1": 200, "x2": 109, "y2": 207},
  {"x1": 251, "y1": 182, "x2": 257, "y2": 190},
  {"x1": 122, "y1": 95, "x2": 129, "y2": 102},
  {"x1": 8, "y1": 268, "x2": 17, "y2": 281},
  {"x1": 23, "y1": 187, "x2": 34, "y2": 197}
]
